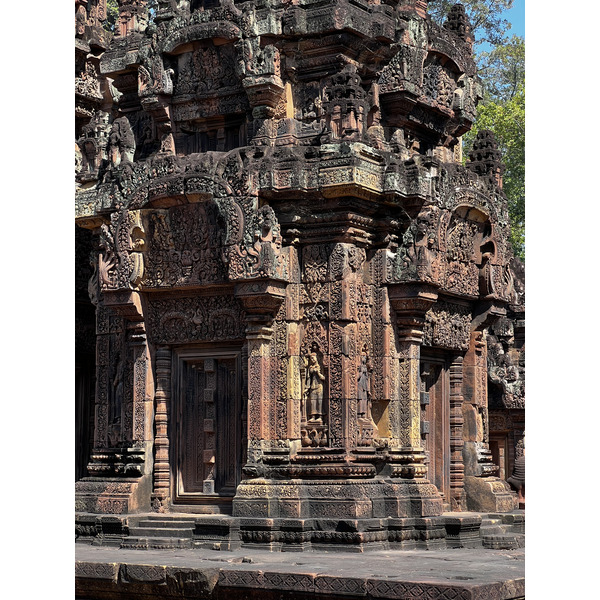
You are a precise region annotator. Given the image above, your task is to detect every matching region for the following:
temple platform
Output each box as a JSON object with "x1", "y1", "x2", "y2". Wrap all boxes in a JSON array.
[
  {"x1": 76, "y1": 537, "x2": 524, "y2": 600},
  {"x1": 76, "y1": 510, "x2": 525, "y2": 552}
]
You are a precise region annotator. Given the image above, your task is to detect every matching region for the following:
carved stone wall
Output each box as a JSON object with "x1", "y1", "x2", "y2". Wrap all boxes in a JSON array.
[{"x1": 75, "y1": 0, "x2": 522, "y2": 545}]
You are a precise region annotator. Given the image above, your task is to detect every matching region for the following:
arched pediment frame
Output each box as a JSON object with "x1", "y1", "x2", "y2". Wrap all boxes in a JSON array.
[{"x1": 438, "y1": 189, "x2": 513, "y2": 301}]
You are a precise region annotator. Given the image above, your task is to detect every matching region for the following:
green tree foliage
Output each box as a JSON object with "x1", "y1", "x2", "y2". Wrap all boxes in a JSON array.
[
  {"x1": 477, "y1": 34, "x2": 524, "y2": 101},
  {"x1": 463, "y1": 36, "x2": 525, "y2": 260},
  {"x1": 428, "y1": 0, "x2": 514, "y2": 47},
  {"x1": 104, "y1": 0, "x2": 119, "y2": 32}
]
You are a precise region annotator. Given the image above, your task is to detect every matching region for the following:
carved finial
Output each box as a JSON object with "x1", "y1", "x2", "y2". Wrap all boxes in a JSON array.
[
  {"x1": 467, "y1": 129, "x2": 505, "y2": 188},
  {"x1": 116, "y1": 0, "x2": 149, "y2": 37},
  {"x1": 444, "y1": 4, "x2": 474, "y2": 50}
]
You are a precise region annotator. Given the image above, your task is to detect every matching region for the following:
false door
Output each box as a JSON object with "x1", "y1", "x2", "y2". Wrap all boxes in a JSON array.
[
  {"x1": 420, "y1": 355, "x2": 451, "y2": 506},
  {"x1": 172, "y1": 349, "x2": 242, "y2": 511}
]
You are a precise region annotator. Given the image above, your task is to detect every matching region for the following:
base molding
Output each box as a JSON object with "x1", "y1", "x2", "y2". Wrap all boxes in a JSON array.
[
  {"x1": 464, "y1": 476, "x2": 517, "y2": 512},
  {"x1": 75, "y1": 476, "x2": 152, "y2": 514}
]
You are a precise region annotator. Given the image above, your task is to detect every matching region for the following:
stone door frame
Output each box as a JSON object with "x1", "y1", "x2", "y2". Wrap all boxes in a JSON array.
[
  {"x1": 169, "y1": 345, "x2": 243, "y2": 513},
  {"x1": 419, "y1": 351, "x2": 451, "y2": 506}
]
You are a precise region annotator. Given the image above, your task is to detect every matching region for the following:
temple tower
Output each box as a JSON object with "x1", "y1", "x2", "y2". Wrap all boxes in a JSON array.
[{"x1": 75, "y1": 0, "x2": 519, "y2": 550}]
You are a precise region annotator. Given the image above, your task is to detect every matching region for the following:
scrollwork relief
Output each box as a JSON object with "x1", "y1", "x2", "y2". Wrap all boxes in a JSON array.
[
  {"x1": 98, "y1": 210, "x2": 145, "y2": 291},
  {"x1": 147, "y1": 295, "x2": 246, "y2": 345},
  {"x1": 422, "y1": 302, "x2": 471, "y2": 351}
]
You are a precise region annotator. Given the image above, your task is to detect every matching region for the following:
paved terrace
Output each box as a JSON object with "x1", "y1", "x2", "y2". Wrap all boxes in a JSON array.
[{"x1": 75, "y1": 542, "x2": 525, "y2": 599}]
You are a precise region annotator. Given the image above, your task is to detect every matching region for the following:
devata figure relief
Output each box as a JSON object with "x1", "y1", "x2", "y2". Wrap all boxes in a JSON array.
[
  {"x1": 357, "y1": 354, "x2": 372, "y2": 421},
  {"x1": 305, "y1": 351, "x2": 325, "y2": 423},
  {"x1": 75, "y1": 0, "x2": 524, "y2": 550}
]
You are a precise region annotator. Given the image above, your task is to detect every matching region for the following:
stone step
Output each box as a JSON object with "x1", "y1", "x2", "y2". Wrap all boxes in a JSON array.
[
  {"x1": 121, "y1": 536, "x2": 193, "y2": 550},
  {"x1": 128, "y1": 527, "x2": 194, "y2": 538},
  {"x1": 141, "y1": 514, "x2": 198, "y2": 521},
  {"x1": 135, "y1": 519, "x2": 197, "y2": 529},
  {"x1": 485, "y1": 511, "x2": 525, "y2": 534}
]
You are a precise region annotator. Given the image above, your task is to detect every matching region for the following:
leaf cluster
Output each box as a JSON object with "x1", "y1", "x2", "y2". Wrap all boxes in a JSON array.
[{"x1": 104, "y1": 0, "x2": 119, "y2": 33}]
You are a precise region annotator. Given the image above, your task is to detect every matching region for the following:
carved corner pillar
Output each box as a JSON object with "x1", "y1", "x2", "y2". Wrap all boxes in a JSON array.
[
  {"x1": 151, "y1": 347, "x2": 171, "y2": 512},
  {"x1": 234, "y1": 279, "x2": 287, "y2": 471},
  {"x1": 462, "y1": 330, "x2": 517, "y2": 512},
  {"x1": 387, "y1": 284, "x2": 437, "y2": 479},
  {"x1": 76, "y1": 293, "x2": 154, "y2": 515}
]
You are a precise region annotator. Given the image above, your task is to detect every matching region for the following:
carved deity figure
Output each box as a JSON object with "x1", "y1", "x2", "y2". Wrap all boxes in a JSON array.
[
  {"x1": 398, "y1": 210, "x2": 437, "y2": 280},
  {"x1": 488, "y1": 338, "x2": 524, "y2": 407},
  {"x1": 478, "y1": 249, "x2": 495, "y2": 296},
  {"x1": 357, "y1": 354, "x2": 372, "y2": 420},
  {"x1": 108, "y1": 117, "x2": 136, "y2": 167},
  {"x1": 111, "y1": 357, "x2": 125, "y2": 425},
  {"x1": 138, "y1": 26, "x2": 174, "y2": 97},
  {"x1": 78, "y1": 111, "x2": 111, "y2": 178},
  {"x1": 304, "y1": 352, "x2": 325, "y2": 422}
]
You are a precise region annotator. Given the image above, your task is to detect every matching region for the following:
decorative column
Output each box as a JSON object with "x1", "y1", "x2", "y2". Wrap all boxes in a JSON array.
[
  {"x1": 387, "y1": 283, "x2": 437, "y2": 479},
  {"x1": 151, "y1": 347, "x2": 171, "y2": 512},
  {"x1": 75, "y1": 208, "x2": 153, "y2": 514},
  {"x1": 233, "y1": 280, "x2": 287, "y2": 476},
  {"x1": 449, "y1": 355, "x2": 466, "y2": 511}
]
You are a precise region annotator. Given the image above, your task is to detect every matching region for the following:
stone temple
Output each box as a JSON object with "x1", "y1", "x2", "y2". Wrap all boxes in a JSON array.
[{"x1": 75, "y1": 0, "x2": 525, "y2": 553}]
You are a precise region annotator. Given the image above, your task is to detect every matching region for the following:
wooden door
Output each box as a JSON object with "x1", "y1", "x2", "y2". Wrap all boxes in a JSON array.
[
  {"x1": 172, "y1": 349, "x2": 242, "y2": 509},
  {"x1": 420, "y1": 355, "x2": 450, "y2": 505}
]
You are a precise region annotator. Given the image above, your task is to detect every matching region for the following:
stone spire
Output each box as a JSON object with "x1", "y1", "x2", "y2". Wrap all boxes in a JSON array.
[
  {"x1": 117, "y1": 0, "x2": 149, "y2": 37},
  {"x1": 444, "y1": 3, "x2": 474, "y2": 51},
  {"x1": 467, "y1": 129, "x2": 505, "y2": 189}
]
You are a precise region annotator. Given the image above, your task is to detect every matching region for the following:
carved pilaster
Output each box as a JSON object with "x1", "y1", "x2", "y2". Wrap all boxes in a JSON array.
[
  {"x1": 462, "y1": 330, "x2": 516, "y2": 512},
  {"x1": 151, "y1": 347, "x2": 171, "y2": 512},
  {"x1": 235, "y1": 280, "x2": 286, "y2": 471},
  {"x1": 463, "y1": 330, "x2": 497, "y2": 477},
  {"x1": 387, "y1": 283, "x2": 438, "y2": 479},
  {"x1": 449, "y1": 355, "x2": 466, "y2": 511}
]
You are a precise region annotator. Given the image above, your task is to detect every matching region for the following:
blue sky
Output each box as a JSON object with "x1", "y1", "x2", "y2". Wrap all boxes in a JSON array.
[
  {"x1": 505, "y1": 0, "x2": 525, "y2": 38},
  {"x1": 476, "y1": 0, "x2": 524, "y2": 53}
]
